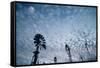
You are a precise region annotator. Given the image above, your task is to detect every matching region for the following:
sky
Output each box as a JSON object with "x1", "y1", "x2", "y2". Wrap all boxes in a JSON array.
[{"x1": 16, "y1": 2, "x2": 97, "y2": 65}]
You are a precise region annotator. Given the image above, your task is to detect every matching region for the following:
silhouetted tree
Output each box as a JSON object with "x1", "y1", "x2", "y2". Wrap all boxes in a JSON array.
[
  {"x1": 76, "y1": 30, "x2": 96, "y2": 61},
  {"x1": 65, "y1": 44, "x2": 72, "y2": 62},
  {"x1": 78, "y1": 31, "x2": 91, "y2": 56},
  {"x1": 31, "y1": 34, "x2": 46, "y2": 65},
  {"x1": 54, "y1": 57, "x2": 57, "y2": 63}
]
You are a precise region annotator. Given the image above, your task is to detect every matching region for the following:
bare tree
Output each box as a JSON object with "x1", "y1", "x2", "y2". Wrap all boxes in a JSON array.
[{"x1": 68, "y1": 24, "x2": 96, "y2": 61}]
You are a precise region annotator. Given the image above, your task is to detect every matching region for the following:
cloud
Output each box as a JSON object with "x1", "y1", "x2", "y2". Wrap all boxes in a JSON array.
[{"x1": 28, "y1": 6, "x2": 35, "y2": 14}]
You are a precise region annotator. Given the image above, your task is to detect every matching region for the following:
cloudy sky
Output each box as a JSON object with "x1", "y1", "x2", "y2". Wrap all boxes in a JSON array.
[{"x1": 16, "y1": 2, "x2": 96, "y2": 65}]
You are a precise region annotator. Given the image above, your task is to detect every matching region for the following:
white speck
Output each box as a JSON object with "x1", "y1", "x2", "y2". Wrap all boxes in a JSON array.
[{"x1": 28, "y1": 6, "x2": 35, "y2": 14}]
